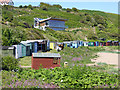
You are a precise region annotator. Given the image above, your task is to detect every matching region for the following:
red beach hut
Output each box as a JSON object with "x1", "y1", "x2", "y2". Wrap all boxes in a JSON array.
[{"x1": 32, "y1": 53, "x2": 61, "y2": 70}]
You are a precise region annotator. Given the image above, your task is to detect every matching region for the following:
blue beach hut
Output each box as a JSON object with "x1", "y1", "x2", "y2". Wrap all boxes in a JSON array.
[
  {"x1": 95, "y1": 41, "x2": 99, "y2": 46},
  {"x1": 70, "y1": 41, "x2": 79, "y2": 48}
]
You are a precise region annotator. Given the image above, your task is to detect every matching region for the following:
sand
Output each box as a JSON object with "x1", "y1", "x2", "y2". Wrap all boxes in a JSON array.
[{"x1": 89, "y1": 52, "x2": 119, "y2": 68}]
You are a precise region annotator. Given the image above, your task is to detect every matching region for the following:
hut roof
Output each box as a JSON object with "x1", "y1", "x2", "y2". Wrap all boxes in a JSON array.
[
  {"x1": 107, "y1": 40, "x2": 112, "y2": 42},
  {"x1": 26, "y1": 40, "x2": 44, "y2": 43},
  {"x1": 2, "y1": 46, "x2": 14, "y2": 50},
  {"x1": 20, "y1": 41, "x2": 31, "y2": 46},
  {"x1": 34, "y1": 17, "x2": 67, "y2": 23},
  {"x1": 33, "y1": 53, "x2": 61, "y2": 58}
]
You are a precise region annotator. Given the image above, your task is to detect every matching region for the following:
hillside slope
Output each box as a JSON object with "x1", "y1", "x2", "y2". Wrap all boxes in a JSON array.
[{"x1": 1, "y1": 5, "x2": 119, "y2": 46}]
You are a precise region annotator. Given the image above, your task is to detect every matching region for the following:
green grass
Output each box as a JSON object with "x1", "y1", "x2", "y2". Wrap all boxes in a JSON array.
[
  {"x1": 2, "y1": 46, "x2": 119, "y2": 88},
  {"x1": 18, "y1": 46, "x2": 119, "y2": 67},
  {"x1": 19, "y1": 56, "x2": 31, "y2": 66},
  {"x1": 1, "y1": 5, "x2": 119, "y2": 46}
]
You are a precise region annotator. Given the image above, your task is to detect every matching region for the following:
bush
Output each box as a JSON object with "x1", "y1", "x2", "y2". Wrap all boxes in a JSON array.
[
  {"x1": 28, "y1": 4, "x2": 33, "y2": 10},
  {"x1": 53, "y1": 4, "x2": 62, "y2": 8},
  {"x1": 66, "y1": 8, "x2": 72, "y2": 12},
  {"x1": 72, "y1": 7, "x2": 78, "y2": 12},
  {"x1": 19, "y1": 5, "x2": 22, "y2": 8},
  {"x1": 2, "y1": 56, "x2": 19, "y2": 71},
  {"x1": 24, "y1": 5, "x2": 28, "y2": 8}
]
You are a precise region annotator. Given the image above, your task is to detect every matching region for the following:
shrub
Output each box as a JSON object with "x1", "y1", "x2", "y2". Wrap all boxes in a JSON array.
[
  {"x1": 41, "y1": 6, "x2": 48, "y2": 11},
  {"x1": 72, "y1": 7, "x2": 78, "y2": 12},
  {"x1": 28, "y1": 4, "x2": 33, "y2": 10},
  {"x1": 24, "y1": 5, "x2": 28, "y2": 8},
  {"x1": 53, "y1": 4, "x2": 62, "y2": 8},
  {"x1": 66, "y1": 8, "x2": 72, "y2": 12},
  {"x1": 2, "y1": 56, "x2": 19, "y2": 71},
  {"x1": 19, "y1": 5, "x2": 22, "y2": 8}
]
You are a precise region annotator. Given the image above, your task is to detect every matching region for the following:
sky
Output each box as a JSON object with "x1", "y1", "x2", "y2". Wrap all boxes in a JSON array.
[{"x1": 13, "y1": 0, "x2": 119, "y2": 14}]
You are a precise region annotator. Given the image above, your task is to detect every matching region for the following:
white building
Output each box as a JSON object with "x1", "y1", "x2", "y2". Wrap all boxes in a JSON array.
[
  {"x1": 0, "y1": 0, "x2": 14, "y2": 6},
  {"x1": 34, "y1": 17, "x2": 68, "y2": 31}
]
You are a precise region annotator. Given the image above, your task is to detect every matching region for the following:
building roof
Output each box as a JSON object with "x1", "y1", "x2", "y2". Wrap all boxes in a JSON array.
[
  {"x1": 0, "y1": 0, "x2": 13, "y2": 4},
  {"x1": 2, "y1": 46, "x2": 14, "y2": 50},
  {"x1": 107, "y1": 40, "x2": 112, "y2": 42},
  {"x1": 20, "y1": 41, "x2": 31, "y2": 46},
  {"x1": 34, "y1": 17, "x2": 67, "y2": 23},
  {"x1": 33, "y1": 53, "x2": 61, "y2": 58},
  {"x1": 26, "y1": 40, "x2": 44, "y2": 43},
  {"x1": 63, "y1": 41, "x2": 72, "y2": 44},
  {"x1": 112, "y1": 41, "x2": 119, "y2": 43}
]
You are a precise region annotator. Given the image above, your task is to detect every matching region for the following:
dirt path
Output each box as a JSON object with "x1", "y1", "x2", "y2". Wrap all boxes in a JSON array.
[{"x1": 87, "y1": 52, "x2": 119, "y2": 68}]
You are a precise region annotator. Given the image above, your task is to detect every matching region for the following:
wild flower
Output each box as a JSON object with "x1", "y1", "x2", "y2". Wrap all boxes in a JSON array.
[
  {"x1": 43, "y1": 78, "x2": 45, "y2": 81},
  {"x1": 79, "y1": 64, "x2": 83, "y2": 66},
  {"x1": 61, "y1": 80, "x2": 63, "y2": 82}
]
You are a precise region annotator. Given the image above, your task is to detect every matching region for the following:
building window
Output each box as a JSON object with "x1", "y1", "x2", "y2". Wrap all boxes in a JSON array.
[
  {"x1": 26, "y1": 46, "x2": 29, "y2": 51},
  {"x1": 53, "y1": 58, "x2": 59, "y2": 64},
  {"x1": 46, "y1": 21, "x2": 49, "y2": 25}
]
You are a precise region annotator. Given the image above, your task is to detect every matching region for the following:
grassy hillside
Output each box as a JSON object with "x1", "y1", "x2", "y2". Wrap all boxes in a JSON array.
[{"x1": 1, "y1": 4, "x2": 119, "y2": 46}]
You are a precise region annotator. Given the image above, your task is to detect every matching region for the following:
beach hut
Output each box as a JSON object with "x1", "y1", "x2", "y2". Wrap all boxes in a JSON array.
[
  {"x1": 26, "y1": 40, "x2": 38, "y2": 54},
  {"x1": 38, "y1": 40, "x2": 47, "y2": 52},
  {"x1": 99, "y1": 42, "x2": 103, "y2": 46},
  {"x1": 70, "y1": 41, "x2": 79, "y2": 48},
  {"x1": 63, "y1": 41, "x2": 71, "y2": 47},
  {"x1": 19, "y1": 41, "x2": 31, "y2": 57},
  {"x1": 26, "y1": 40, "x2": 48, "y2": 52},
  {"x1": 88, "y1": 42, "x2": 94, "y2": 46},
  {"x1": 103, "y1": 42, "x2": 106, "y2": 46},
  {"x1": 47, "y1": 40, "x2": 50, "y2": 50},
  {"x1": 56, "y1": 42, "x2": 64, "y2": 50},
  {"x1": 2, "y1": 46, "x2": 15, "y2": 57},
  {"x1": 112, "y1": 41, "x2": 119, "y2": 46},
  {"x1": 32, "y1": 53, "x2": 61, "y2": 70},
  {"x1": 83, "y1": 42, "x2": 88, "y2": 46},
  {"x1": 50, "y1": 42, "x2": 56, "y2": 50},
  {"x1": 95, "y1": 41, "x2": 99, "y2": 46},
  {"x1": 13, "y1": 45, "x2": 22, "y2": 59},
  {"x1": 106, "y1": 40, "x2": 112, "y2": 46},
  {"x1": 79, "y1": 41, "x2": 83, "y2": 46}
]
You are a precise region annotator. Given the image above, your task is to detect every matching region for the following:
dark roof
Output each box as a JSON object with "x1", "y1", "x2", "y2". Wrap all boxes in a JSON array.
[
  {"x1": 99, "y1": 38, "x2": 106, "y2": 41},
  {"x1": 2, "y1": 46, "x2": 14, "y2": 50}
]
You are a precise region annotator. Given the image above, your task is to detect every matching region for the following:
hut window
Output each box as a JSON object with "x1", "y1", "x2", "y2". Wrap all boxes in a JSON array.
[
  {"x1": 46, "y1": 21, "x2": 49, "y2": 25},
  {"x1": 26, "y1": 46, "x2": 29, "y2": 51},
  {"x1": 53, "y1": 58, "x2": 59, "y2": 64}
]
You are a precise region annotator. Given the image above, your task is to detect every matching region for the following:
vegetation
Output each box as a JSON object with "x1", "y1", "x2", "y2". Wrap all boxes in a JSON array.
[
  {"x1": 2, "y1": 65, "x2": 119, "y2": 88},
  {"x1": 2, "y1": 56, "x2": 19, "y2": 71},
  {"x1": 1, "y1": 3, "x2": 119, "y2": 46},
  {"x1": 2, "y1": 46, "x2": 119, "y2": 88},
  {"x1": 19, "y1": 56, "x2": 31, "y2": 66}
]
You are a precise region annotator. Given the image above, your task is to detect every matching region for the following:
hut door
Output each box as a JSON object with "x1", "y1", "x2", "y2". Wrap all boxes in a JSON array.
[{"x1": 53, "y1": 58, "x2": 59, "y2": 64}]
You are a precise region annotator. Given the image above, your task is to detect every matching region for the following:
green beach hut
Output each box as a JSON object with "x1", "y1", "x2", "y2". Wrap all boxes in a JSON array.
[{"x1": 19, "y1": 41, "x2": 31, "y2": 57}]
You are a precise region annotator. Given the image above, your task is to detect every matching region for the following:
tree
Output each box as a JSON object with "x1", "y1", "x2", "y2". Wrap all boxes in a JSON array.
[
  {"x1": 66, "y1": 8, "x2": 72, "y2": 12},
  {"x1": 72, "y1": 7, "x2": 78, "y2": 12},
  {"x1": 2, "y1": 56, "x2": 19, "y2": 71},
  {"x1": 28, "y1": 4, "x2": 33, "y2": 10},
  {"x1": 53, "y1": 4, "x2": 62, "y2": 8},
  {"x1": 19, "y1": 5, "x2": 22, "y2": 8},
  {"x1": 24, "y1": 5, "x2": 27, "y2": 8}
]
